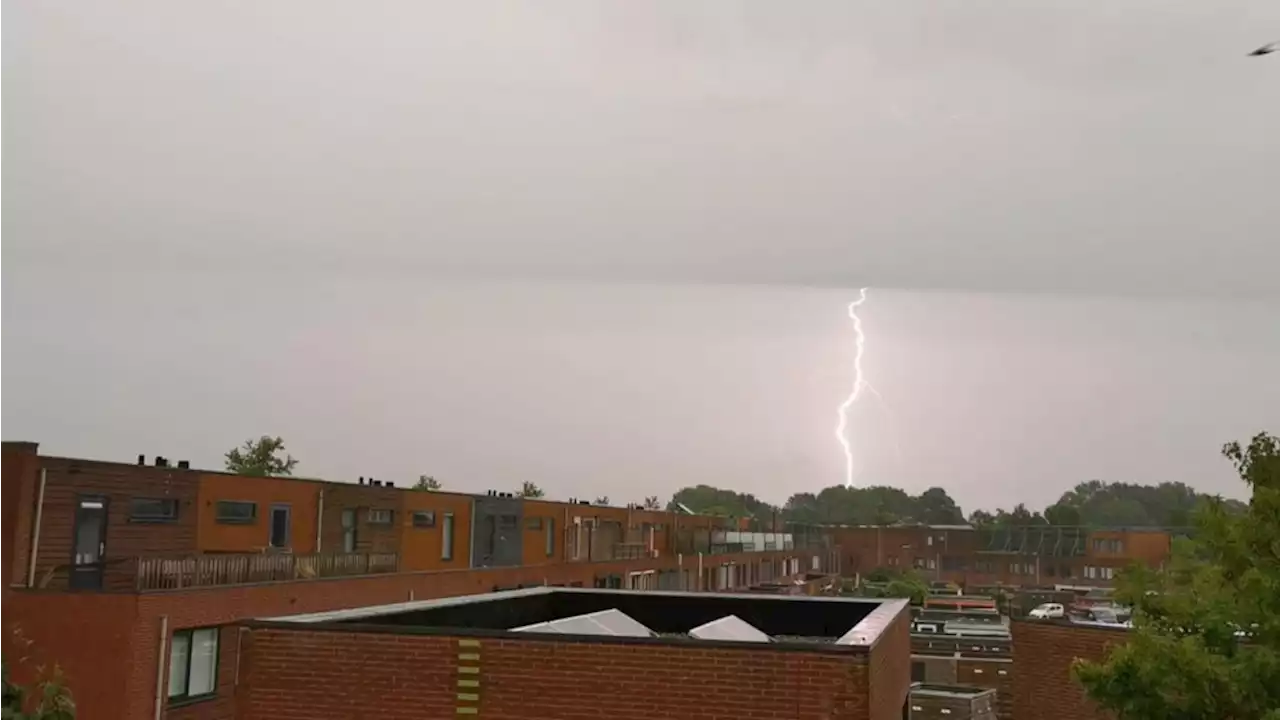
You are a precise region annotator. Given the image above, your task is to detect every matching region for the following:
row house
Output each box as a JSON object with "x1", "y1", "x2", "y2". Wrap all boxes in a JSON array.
[
  {"x1": 1, "y1": 441, "x2": 840, "y2": 720},
  {"x1": 833, "y1": 522, "x2": 1178, "y2": 591}
]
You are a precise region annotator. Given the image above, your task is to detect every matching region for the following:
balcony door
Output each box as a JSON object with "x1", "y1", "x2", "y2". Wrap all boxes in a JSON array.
[{"x1": 70, "y1": 496, "x2": 109, "y2": 590}]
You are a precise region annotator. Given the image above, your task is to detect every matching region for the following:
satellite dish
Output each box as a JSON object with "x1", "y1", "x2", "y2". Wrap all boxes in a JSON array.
[{"x1": 1248, "y1": 41, "x2": 1278, "y2": 57}]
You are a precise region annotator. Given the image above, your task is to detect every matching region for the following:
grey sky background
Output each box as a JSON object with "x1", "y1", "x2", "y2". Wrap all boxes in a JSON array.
[{"x1": 4, "y1": 2, "x2": 1278, "y2": 512}]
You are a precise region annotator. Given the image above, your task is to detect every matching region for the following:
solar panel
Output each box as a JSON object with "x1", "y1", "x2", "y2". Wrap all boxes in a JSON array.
[
  {"x1": 688, "y1": 615, "x2": 772, "y2": 643},
  {"x1": 510, "y1": 609, "x2": 654, "y2": 638}
]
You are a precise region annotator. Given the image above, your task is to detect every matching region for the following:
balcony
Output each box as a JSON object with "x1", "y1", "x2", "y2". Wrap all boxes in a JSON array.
[{"x1": 133, "y1": 551, "x2": 399, "y2": 591}]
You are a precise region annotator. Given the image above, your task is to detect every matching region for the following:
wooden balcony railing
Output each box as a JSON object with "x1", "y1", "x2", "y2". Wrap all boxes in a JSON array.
[{"x1": 135, "y1": 551, "x2": 399, "y2": 591}]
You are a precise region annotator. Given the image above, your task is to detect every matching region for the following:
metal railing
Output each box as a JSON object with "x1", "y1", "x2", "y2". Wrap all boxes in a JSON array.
[{"x1": 135, "y1": 551, "x2": 399, "y2": 591}]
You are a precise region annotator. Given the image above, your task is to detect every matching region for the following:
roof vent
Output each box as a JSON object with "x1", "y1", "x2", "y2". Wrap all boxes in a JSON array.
[
  {"x1": 385, "y1": 481, "x2": 395, "y2": 488},
  {"x1": 177, "y1": 460, "x2": 190, "y2": 470},
  {"x1": 688, "y1": 615, "x2": 772, "y2": 643},
  {"x1": 154, "y1": 456, "x2": 169, "y2": 468},
  {"x1": 137, "y1": 454, "x2": 146, "y2": 466},
  {"x1": 358, "y1": 477, "x2": 366, "y2": 485}
]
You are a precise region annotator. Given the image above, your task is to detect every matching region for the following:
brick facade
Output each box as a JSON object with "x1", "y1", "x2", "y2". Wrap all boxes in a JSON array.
[
  {"x1": 1011, "y1": 620, "x2": 1125, "y2": 720},
  {"x1": 2, "y1": 442, "x2": 853, "y2": 720},
  {"x1": 238, "y1": 624, "x2": 901, "y2": 720}
]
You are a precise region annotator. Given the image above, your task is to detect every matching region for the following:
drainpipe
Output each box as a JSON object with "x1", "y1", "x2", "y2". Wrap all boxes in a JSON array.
[
  {"x1": 315, "y1": 489, "x2": 325, "y2": 552},
  {"x1": 154, "y1": 615, "x2": 169, "y2": 720},
  {"x1": 27, "y1": 468, "x2": 47, "y2": 587}
]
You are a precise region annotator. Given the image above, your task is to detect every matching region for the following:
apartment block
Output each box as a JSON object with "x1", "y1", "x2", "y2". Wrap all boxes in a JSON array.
[
  {"x1": 1, "y1": 441, "x2": 841, "y2": 720},
  {"x1": 833, "y1": 523, "x2": 1177, "y2": 590},
  {"x1": 240, "y1": 587, "x2": 912, "y2": 720}
]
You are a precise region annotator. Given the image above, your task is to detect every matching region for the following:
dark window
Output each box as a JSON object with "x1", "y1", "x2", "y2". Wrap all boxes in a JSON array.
[
  {"x1": 367, "y1": 508, "x2": 393, "y2": 525},
  {"x1": 911, "y1": 661, "x2": 926, "y2": 683},
  {"x1": 526, "y1": 517, "x2": 543, "y2": 530},
  {"x1": 498, "y1": 514, "x2": 518, "y2": 530},
  {"x1": 168, "y1": 627, "x2": 219, "y2": 704},
  {"x1": 412, "y1": 511, "x2": 436, "y2": 528},
  {"x1": 130, "y1": 498, "x2": 179, "y2": 523},
  {"x1": 214, "y1": 501, "x2": 257, "y2": 524},
  {"x1": 545, "y1": 518, "x2": 555, "y2": 557}
]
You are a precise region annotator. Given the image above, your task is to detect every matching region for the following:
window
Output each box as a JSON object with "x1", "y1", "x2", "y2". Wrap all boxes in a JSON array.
[
  {"x1": 341, "y1": 508, "x2": 357, "y2": 553},
  {"x1": 441, "y1": 513, "x2": 454, "y2": 561},
  {"x1": 367, "y1": 508, "x2": 393, "y2": 525},
  {"x1": 412, "y1": 511, "x2": 436, "y2": 528},
  {"x1": 168, "y1": 627, "x2": 219, "y2": 704},
  {"x1": 545, "y1": 518, "x2": 555, "y2": 557},
  {"x1": 526, "y1": 517, "x2": 543, "y2": 530},
  {"x1": 1092, "y1": 538, "x2": 1124, "y2": 554},
  {"x1": 1084, "y1": 566, "x2": 1116, "y2": 581},
  {"x1": 498, "y1": 514, "x2": 518, "y2": 530},
  {"x1": 214, "y1": 501, "x2": 256, "y2": 525},
  {"x1": 130, "y1": 498, "x2": 179, "y2": 523}
]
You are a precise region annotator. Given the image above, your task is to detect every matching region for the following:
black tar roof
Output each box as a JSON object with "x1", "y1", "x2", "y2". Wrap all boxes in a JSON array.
[{"x1": 253, "y1": 586, "x2": 909, "y2": 654}]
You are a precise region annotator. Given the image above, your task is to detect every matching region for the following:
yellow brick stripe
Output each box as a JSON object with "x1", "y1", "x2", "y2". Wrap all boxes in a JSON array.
[{"x1": 456, "y1": 639, "x2": 482, "y2": 715}]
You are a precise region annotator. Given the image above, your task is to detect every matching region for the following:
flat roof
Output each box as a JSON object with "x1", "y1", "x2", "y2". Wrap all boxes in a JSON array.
[{"x1": 255, "y1": 587, "x2": 909, "y2": 653}]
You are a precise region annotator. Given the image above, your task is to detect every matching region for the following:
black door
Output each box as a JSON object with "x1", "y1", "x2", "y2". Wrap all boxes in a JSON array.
[
  {"x1": 269, "y1": 504, "x2": 291, "y2": 549},
  {"x1": 70, "y1": 496, "x2": 109, "y2": 590}
]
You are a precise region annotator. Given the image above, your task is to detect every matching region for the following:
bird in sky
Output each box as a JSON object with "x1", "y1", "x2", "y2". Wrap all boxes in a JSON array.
[{"x1": 1249, "y1": 41, "x2": 1277, "y2": 56}]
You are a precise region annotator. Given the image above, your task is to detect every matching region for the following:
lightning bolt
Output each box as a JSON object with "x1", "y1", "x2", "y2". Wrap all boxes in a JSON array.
[{"x1": 836, "y1": 288, "x2": 872, "y2": 489}]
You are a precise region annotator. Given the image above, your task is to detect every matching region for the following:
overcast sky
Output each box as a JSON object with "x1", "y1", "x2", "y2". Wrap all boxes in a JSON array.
[{"x1": 4, "y1": 2, "x2": 1278, "y2": 512}]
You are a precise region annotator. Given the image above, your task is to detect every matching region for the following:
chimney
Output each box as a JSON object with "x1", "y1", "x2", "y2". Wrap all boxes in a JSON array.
[
  {"x1": 177, "y1": 460, "x2": 190, "y2": 470},
  {"x1": 137, "y1": 454, "x2": 146, "y2": 466}
]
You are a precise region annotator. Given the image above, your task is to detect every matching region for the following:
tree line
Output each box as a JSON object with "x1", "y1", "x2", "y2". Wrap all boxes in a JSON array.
[
  {"x1": 668, "y1": 477, "x2": 1246, "y2": 529},
  {"x1": 223, "y1": 435, "x2": 1245, "y2": 527}
]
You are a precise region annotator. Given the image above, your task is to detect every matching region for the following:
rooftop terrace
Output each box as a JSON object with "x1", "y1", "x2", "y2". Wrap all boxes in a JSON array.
[{"x1": 260, "y1": 586, "x2": 908, "y2": 651}]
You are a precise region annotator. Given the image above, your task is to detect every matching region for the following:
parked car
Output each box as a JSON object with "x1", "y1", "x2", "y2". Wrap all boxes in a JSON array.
[{"x1": 1028, "y1": 602, "x2": 1065, "y2": 619}]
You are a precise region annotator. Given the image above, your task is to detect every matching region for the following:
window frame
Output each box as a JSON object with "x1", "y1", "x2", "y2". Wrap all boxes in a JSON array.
[
  {"x1": 168, "y1": 626, "x2": 221, "y2": 706},
  {"x1": 525, "y1": 516, "x2": 543, "y2": 531},
  {"x1": 214, "y1": 500, "x2": 257, "y2": 525},
  {"x1": 367, "y1": 508, "x2": 394, "y2": 525},
  {"x1": 412, "y1": 510, "x2": 436, "y2": 529},
  {"x1": 129, "y1": 497, "x2": 180, "y2": 523},
  {"x1": 545, "y1": 517, "x2": 555, "y2": 557}
]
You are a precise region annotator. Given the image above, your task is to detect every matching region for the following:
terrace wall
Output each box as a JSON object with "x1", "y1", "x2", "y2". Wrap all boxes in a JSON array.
[
  {"x1": 1011, "y1": 620, "x2": 1125, "y2": 720},
  {"x1": 238, "y1": 624, "x2": 903, "y2": 720}
]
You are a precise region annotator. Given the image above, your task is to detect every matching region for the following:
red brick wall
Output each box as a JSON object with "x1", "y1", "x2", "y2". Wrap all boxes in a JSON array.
[
  {"x1": 1011, "y1": 621, "x2": 1126, "y2": 720},
  {"x1": 239, "y1": 626, "x2": 883, "y2": 720},
  {"x1": 2, "y1": 441, "x2": 41, "y2": 586},
  {"x1": 1, "y1": 591, "x2": 140, "y2": 720},
  {"x1": 866, "y1": 609, "x2": 911, "y2": 720}
]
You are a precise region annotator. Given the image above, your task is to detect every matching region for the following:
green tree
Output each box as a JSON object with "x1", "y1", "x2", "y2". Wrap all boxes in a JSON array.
[
  {"x1": 3, "y1": 629, "x2": 75, "y2": 719},
  {"x1": 1073, "y1": 431, "x2": 1280, "y2": 719},
  {"x1": 413, "y1": 475, "x2": 441, "y2": 491},
  {"x1": 518, "y1": 481, "x2": 545, "y2": 499},
  {"x1": 223, "y1": 436, "x2": 298, "y2": 476}
]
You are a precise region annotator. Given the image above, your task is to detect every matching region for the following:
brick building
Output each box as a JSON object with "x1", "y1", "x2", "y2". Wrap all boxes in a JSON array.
[
  {"x1": 832, "y1": 523, "x2": 1179, "y2": 590},
  {"x1": 1, "y1": 441, "x2": 842, "y2": 720},
  {"x1": 240, "y1": 587, "x2": 912, "y2": 719},
  {"x1": 1010, "y1": 619, "x2": 1127, "y2": 720}
]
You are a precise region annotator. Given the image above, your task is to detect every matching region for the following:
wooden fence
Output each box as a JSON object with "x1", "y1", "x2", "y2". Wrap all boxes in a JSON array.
[{"x1": 135, "y1": 551, "x2": 399, "y2": 591}]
